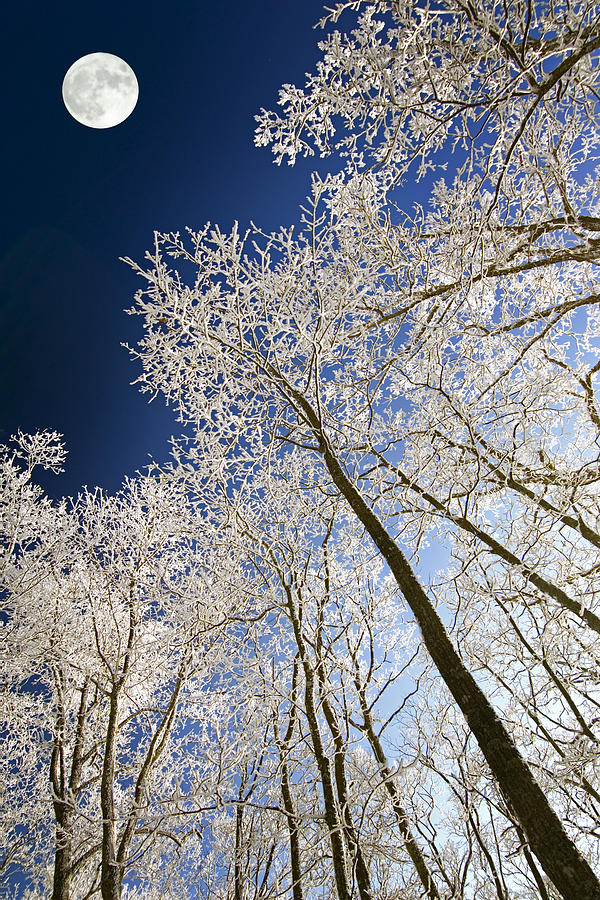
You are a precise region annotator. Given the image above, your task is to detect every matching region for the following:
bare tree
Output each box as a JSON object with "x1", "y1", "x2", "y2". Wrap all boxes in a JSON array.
[
  {"x1": 1, "y1": 448, "x2": 240, "y2": 899},
  {"x1": 124, "y1": 1, "x2": 600, "y2": 891},
  {"x1": 5, "y1": 1, "x2": 600, "y2": 897}
]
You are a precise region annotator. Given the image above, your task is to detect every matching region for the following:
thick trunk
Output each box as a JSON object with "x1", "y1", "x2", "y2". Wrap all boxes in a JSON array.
[
  {"x1": 51, "y1": 806, "x2": 73, "y2": 900},
  {"x1": 313, "y1": 429, "x2": 600, "y2": 900}
]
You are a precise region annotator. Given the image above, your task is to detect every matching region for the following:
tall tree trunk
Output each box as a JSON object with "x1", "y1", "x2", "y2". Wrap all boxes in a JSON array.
[
  {"x1": 274, "y1": 661, "x2": 304, "y2": 900},
  {"x1": 279, "y1": 755, "x2": 304, "y2": 900},
  {"x1": 353, "y1": 680, "x2": 441, "y2": 900},
  {"x1": 315, "y1": 539, "x2": 374, "y2": 900},
  {"x1": 51, "y1": 803, "x2": 73, "y2": 900},
  {"x1": 100, "y1": 589, "x2": 138, "y2": 900},
  {"x1": 283, "y1": 583, "x2": 352, "y2": 900},
  {"x1": 315, "y1": 669, "x2": 373, "y2": 900},
  {"x1": 287, "y1": 386, "x2": 600, "y2": 900},
  {"x1": 234, "y1": 796, "x2": 245, "y2": 900},
  {"x1": 50, "y1": 671, "x2": 71, "y2": 900},
  {"x1": 320, "y1": 690, "x2": 373, "y2": 900},
  {"x1": 325, "y1": 443, "x2": 600, "y2": 899},
  {"x1": 100, "y1": 686, "x2": 123, "y2": 900},
  {"x1": 51, "y1": 678, "x2": 90, "y2": 900}
]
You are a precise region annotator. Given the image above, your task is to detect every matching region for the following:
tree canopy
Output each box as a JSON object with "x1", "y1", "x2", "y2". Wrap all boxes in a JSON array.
[{"x1": 2, "y1": 1, "x2": 600, "y2": 898}]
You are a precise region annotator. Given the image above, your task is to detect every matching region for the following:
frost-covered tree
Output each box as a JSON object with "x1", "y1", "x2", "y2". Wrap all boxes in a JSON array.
[
  {"x1": 4, "y1": 1, "x2": 600, "y2": 898},
  {"x1": 124, "y1": 1, "x2": 600, "y2": 897},
  {"x1": 0, "y1": 438, "x2": 250, "y2": 900}
]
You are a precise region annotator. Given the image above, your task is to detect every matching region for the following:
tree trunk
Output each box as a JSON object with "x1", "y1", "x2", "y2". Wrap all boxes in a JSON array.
[
  {"x1": 279, "y1": 755, "x2": 304, "y2": 900},
  {"x1": 234, "y1": 799, "x2": 244, "y2": 900},
  {"x1": 100, "y1": 687, "x2": 123, "y2": 900},
  {"x1": 354, "y1": 683, "x2": 441, "y2": 900},
  {"x1": 304, "y1": 415, "x2": 600, "y2": 900},
  {"x1": 283, "y1": 583, "x2": 353, "y2": 900},
  {"x1": 274, "y1": 662, "x2": 304, "y2": 900},
  {"x1": 51, "y1": 678, "x2": 90, "y2": 900},
  {"x1": 51, "y1": 805, "x2": 73, "y2": 900},
  {"x1": 317, "y1": 679, "x2": 373, "y2": 900}
]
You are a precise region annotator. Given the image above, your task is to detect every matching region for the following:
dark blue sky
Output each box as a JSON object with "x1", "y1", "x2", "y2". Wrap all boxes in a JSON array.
[{"x1": 1, "y1": 0, "x2": 330, "y2": 498}]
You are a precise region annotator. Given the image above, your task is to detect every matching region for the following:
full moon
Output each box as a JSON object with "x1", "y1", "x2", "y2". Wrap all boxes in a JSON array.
[{"x1": 62, "y1": 53, "x2": 138, "y2": 129}]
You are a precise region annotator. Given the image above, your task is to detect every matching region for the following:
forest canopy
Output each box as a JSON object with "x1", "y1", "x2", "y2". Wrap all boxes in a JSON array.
[{"x1": 2, "y1": 2, "x2": 600, "y2": 899}]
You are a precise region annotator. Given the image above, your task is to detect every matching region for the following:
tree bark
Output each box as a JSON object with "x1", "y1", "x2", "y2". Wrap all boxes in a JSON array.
[
  {"x1": 283, "y1": 583, "x2": 352, "y2": 900},
  {"x1": 318, "y1": 687, "x2": 373, "y2": 900},
  {"x1": 286, "y1": 384, "x2": 600, "y2": 900},
  {"x1": 323, "y1": 443, "x2": 600, "y2": 899},
  {"x1": 51, "y1": 802, "x2": 73, "y2": 900},
  {"x1": 100, "y1": 686, "x2": 123, "y2": 900},
  {"x1": 279, "y1": 754, "x2": 304, "y2": 900},
  {"x1": 315, "y1": 539, "x2": 374, "y2": 900},
  {"x1": 234, "y1": 798, "x2": 244, "y2": 900},
  {"x1": 51, "y1": 679, "x2": 90, "y2": 900},
  {"x1": 353, "y1": 681, "x2": 441, "y2": 900},
  {"x1": 274, "y1": 661, "x2": 304, "y2": 900}
]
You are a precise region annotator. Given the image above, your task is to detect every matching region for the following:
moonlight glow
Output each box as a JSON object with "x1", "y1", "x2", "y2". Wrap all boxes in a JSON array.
[{"x1": 62, "y1": 53, "x2": 138, "y2": 129}]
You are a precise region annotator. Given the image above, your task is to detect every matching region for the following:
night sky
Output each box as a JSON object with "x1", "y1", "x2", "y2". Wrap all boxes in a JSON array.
[{"x1": 1, "y1": 0, "x2": 330, "y2": 499}]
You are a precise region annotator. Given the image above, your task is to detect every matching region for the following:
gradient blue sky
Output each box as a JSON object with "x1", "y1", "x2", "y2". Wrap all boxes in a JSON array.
[{"x1": 1, "y1": 0, "x2": 332, "y2": 499}]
